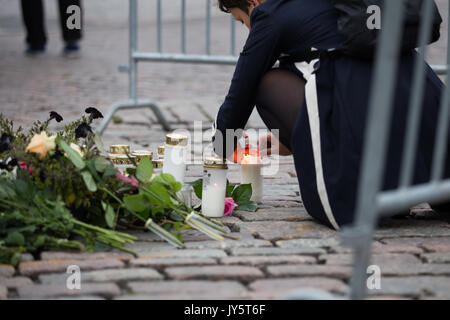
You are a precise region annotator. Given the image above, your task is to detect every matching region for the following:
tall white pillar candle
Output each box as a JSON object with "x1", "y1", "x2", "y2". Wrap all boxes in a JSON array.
[
  {"x1": 163, "y1": 133, "x2": 187, "y2": 183},
  {"x1": 201, "y1": 157, "x2": 228, "y2": 218}
]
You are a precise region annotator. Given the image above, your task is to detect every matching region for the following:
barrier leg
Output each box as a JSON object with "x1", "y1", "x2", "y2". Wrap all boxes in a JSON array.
[{"x1": 96, "y1": 99, "x2": 172, "y2": 135}]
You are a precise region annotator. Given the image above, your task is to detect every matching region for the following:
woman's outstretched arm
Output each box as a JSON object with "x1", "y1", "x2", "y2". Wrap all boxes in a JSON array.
[{"x1": 213, "y1": 7, "x2": 281, "y2": 158}]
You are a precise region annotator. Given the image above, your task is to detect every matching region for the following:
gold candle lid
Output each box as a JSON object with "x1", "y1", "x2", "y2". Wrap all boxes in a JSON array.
[
  {"x1": 157, "y1": 145, "x2": 165, "y2": 156},
  {"x1": 109, "y1": 144, "x2": 130, "y2": 155},
  {"x1": 132, "y1": 150, "x2": 153, "y2": 162},
  {"x1": 166, "y1": 133, "x2": 188, "y2": 146},
  {"x1": 109, "y1": 156, "x2": 133, "y2": 166},
  {"x1": 203, "y1": 157, "x2": 228, "y2": 169},
  {"x1": 152, "y1": 159, "x2": 163, "y2": 169}
]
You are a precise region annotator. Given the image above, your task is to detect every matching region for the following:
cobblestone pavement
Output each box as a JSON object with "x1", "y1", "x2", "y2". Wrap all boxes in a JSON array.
[{"x1": 1, "y1": 1, "x2": 450, "y2": 300}]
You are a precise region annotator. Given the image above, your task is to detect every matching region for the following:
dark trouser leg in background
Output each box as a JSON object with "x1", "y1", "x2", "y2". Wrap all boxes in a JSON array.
[
  {"x1": 21, "y1": 0, "x2": 47, "y2": 48},
  {"x1": 255, "y1": 68, "x2": 306, "y2": 150},
  {"x1": 58, "y1": 0, "x2": 82, "y2": 43}
]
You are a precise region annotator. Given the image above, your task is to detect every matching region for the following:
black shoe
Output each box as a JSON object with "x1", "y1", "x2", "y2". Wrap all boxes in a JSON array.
[
  {"x1": 62, "y1": 41, "x2": 81, "y2": 58},
  {"x1": 25, "y1": 44, "x2": 46, "y2": 56}
]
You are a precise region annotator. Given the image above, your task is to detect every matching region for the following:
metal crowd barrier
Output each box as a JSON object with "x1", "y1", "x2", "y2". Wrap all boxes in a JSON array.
[
  {"x1": 96, "y1": 0, "x2": 238, "y2": 133},
  {"x1": 340, "y1": 0, "x2": 450, "y2": 300}
]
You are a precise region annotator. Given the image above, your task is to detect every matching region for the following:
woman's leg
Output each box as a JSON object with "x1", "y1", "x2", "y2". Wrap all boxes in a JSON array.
[{"x1": 255, "y1": 68, "x2": 306, "y2": 152}]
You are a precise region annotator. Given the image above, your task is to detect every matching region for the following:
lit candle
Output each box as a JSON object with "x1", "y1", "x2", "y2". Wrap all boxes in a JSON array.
[
  {"x1": 202, "y1": 157, "x2": 228, "y2": 217},
  {"x1": 163, "y1": 133, "x2": 188, "y2": 183},
  {"x1": 240, "y1": 148, "x2": 263, "y2": 203}
]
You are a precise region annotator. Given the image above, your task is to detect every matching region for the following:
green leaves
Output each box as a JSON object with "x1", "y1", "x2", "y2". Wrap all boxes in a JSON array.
[
  {"x1": 136, "y1": 157, "x2": 153, "y2": 183},
  {"x1": 102, "y1": 201, "x2": 116, "y2": 228},
  {"x1": 152, "y1": 173, "x2": 182, "y2": 193},
  {"x1": 190, "y1": 178, "x2": 203, "y2": 199},
  {"x1": 94, "y1": 157, "x2": 110, "y2": 172},
  {"x1": 234, "y1": 200, "x2": 257, "y2": 212},
  {"x1": 231, "y1": 184, "x2": 252, "y2": 203},
  {"x1": 123, "y1": 194, "x2": 148, "y2": 213},
  {"x1": 5, "y1": 231, "x2": 25, "y2": 246},
  {"x1": 57, "y1": 138, "x2": 85, "y2": 170},
  {"x1": 81, "y1": 171, "x2": 97, "y2": 192}
]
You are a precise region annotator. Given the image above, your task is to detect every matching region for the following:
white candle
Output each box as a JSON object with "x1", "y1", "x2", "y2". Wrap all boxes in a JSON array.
[
  {"x1": 240, "y1": 154, "x2": 263, "y2": 203},
  {"x1": 163, "y1": 133, "x2": 187, "y2": 183},
  {"x1": 202, "y1": 157, "x2": 228, "y2": 217}
]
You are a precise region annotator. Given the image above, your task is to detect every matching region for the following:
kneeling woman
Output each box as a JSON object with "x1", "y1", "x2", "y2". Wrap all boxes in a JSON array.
[{"x1": 212, "y1": 0, "x2": 448, "y2": 230}]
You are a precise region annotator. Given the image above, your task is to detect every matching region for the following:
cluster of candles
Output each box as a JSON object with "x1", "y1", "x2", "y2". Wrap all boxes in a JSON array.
[{"x1": 108, "y1": 133, "x2": 264, "y2": 218}]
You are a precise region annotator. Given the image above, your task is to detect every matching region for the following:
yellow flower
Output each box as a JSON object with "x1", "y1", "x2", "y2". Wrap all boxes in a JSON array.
[{"x1": 26, "y1": 132, "x2": 56, "y2": 159}]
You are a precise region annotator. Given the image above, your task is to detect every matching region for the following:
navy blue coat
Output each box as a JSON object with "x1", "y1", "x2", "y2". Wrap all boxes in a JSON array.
[{"x1": 213, "y1": 0, "x2": 446, "y2": 229}]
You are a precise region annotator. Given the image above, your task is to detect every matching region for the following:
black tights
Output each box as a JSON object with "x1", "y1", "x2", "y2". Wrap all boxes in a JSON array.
[{"x1": 255, "y1": 68, "x2": 306, "y2": 151}]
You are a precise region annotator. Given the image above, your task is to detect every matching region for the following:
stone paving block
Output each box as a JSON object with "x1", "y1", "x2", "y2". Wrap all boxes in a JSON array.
[
  {"x1": 20, "y1": 254, "x2": 34, "y2": 263},
  {"x1": 39, "y1": 268, "x2": 163, "y2": 285},
  {"x1": 0, "y1": 285, "x2": 6, "y2": 299},
  {"x1": 116, "y1": 293, "x2": 248, "y2": 300},
  {"x1": 40, "y1": 251, "x2": 134, "y2": 261},
  {"x1": 164, "y1": 266, "x2": 264, "y2": 281},
  {"x1": 0, "y1": 264, "x2": 15, "y2": 277},
  {"x1": 379, "y1": 237, "x2": 450, "y2": 252},
  {"x1": 266, "y1": 265, "x2": 351, "y2": 279},
  {"x1": 18, "y1": 259, "x2": 125, "y2": 277},
  {"x1": 220, "y1": 255, "x2": 316, "y2": 266},
  {"x1": 275, "y1": 237, "x2": 340, "y2": 249},
  {"x1": 319, "y1": 253, "x2": 421, "y2": 265},
  {"x1": 127, "y1": 280, "x2": 247, "y2": 297},
  {"x1": 380, "y1": 263, "x2": 450, "y2": 276},
  {"x1": 235, "y1": 207, "x2": 311, "y2": 222},
  {"x1": 17, "y1": 283, "x2": 121, "y2": 299},
  {"x1": 421, "y1": 252, "x2": 450, "y2": 263},
  {"x1": 229, "y1": 247, "x2": 326, "y2": 257},
  {"x1": 240, "y1": 221, "x2": 337, "y2": 241},
  {"x1": 367, "y1": 276, "x2": 450, "y2": 298},
  {"x1": 248, "y1": 277, "x2": 348, "y2": 296},
  {"x1": 331, "y1": 241, "x2": 423, "y2": 255},
  {"x1": 130, "y1": 257, "x2": 217, "y2": 268},
  {"x1": 259, "y1": 201, "x2": 302, "y2": 208},
  {"x1": 184, "y1": 238, "x2": 272, "y2": 250},
  {"x1": 374, "y1": 220, "x2": 450, "y2": 239},
  {"x1": 136, "y1": 249, "x2": 227, "y2": 259},
  {"x1": 0, "y1": 276, "x2": 33, "y2": 289}
]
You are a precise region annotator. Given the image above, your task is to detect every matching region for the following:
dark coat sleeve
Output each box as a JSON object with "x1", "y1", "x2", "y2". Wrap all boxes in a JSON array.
[{"x1": 213, "y1": 7, "x2": 281, "y2": 157}]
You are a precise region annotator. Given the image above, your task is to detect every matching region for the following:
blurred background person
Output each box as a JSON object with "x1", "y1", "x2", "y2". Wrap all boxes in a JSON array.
[{"x1": 20, "y1": 0, "x2": 82, "y2": 57}]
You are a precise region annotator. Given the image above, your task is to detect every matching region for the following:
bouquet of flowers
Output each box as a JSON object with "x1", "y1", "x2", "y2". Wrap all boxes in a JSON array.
[{"x1": 0, "y1": 108, "x2": 242, "y2": 265}]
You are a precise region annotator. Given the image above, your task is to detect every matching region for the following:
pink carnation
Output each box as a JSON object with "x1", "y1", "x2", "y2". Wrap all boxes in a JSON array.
[
  {"x1": 115, "y1": 171, "x2": 139, "y2": 188},
  {"x1": 19, "y1": 162, "x2": 34, "y2": 175},
  {"x1": 224, "y1": 197, "x2": 238, "y2": 216}
]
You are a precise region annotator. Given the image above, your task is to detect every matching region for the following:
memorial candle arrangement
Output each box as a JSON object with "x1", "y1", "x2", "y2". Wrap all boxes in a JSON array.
[
  {"x1": 240, "y1": 145, "x2": 263, "y2": 203},
  {"x1": 201, "y1": 157, "x2": 228, "y2": 217}
]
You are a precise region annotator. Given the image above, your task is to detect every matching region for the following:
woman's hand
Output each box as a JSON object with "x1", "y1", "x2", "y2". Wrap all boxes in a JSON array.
[{"x1": 259, "y1": 132, "x2": 292, "y2": 156}]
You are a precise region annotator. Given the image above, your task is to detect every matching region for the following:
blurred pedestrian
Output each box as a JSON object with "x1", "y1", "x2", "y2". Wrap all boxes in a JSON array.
[{"x1": 20, "y1": 0, "x2": 82, "y2": 57}]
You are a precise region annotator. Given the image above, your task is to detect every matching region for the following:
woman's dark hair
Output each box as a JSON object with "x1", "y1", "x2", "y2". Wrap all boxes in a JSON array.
[{"x1": 217, "y1": 0, "x2": 251, "y2": 14}]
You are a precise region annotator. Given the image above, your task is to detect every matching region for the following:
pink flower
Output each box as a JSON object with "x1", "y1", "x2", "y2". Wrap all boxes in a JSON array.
[
  {"x1": 115, "y1": 171, "x2": 139, "y2": 188},
  {"x1": 19, "y1": 162, "x2": 34, "y2": 175},
  {"x1": 224, "y1": 197, "x2": 238, "y2": 216}
]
